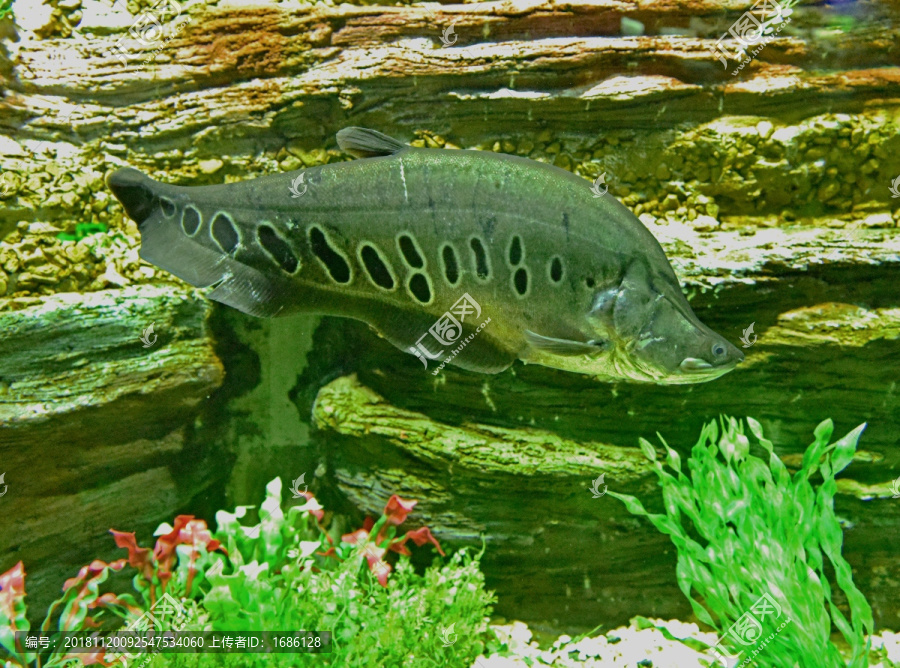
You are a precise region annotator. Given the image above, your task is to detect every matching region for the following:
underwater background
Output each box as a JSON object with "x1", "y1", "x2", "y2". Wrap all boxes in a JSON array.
[{"x1": 0, "y1": 0, "x2": 899, "y2": 665}]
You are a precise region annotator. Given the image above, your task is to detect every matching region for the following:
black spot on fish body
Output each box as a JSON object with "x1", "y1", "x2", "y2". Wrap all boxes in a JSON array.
[
  {"x1": 398, "y1": 234, "x2": 425, "y2": 268},
  {"x1": 562, "y1": 212, "x2": 570, "y2": 241},
  {"x1": 549, "y1": 257, "x2": 563, "y2": 283},
  {"x1": 360, "y1": 244, "x2": 395, "y2": 289},
  {"x1": 258, "y1": 225, "x2": 300, "y2": 274},
  {"x1": 211, "y1": 213, "x2": 239, "y2": 254},
  {"x1": 513, "y1": 267, "x2": 528, "y2": 296},
  {"x1": 441, "y1": 244, "x2": 460, "y2": 285},
  {"x1": 309, "y1": 226, "x2": 351, "y2": 283},
  {"x1": 182, "y1": 207, "x2": 201, "y2": 236},
  {"x1": 159, "y1": 197, "x2": 176, "y2": 218},
  {"x1": 408, "y1": 273, "x2": 432, "y2": 303},
  {"x1": 508, "y1": 236, "x2": 523, "y2": 266}
]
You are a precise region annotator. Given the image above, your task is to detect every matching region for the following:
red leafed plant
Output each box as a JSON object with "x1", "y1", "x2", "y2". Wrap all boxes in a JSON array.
[
  {"x1": 110, "y1": 514, "x2": 226, "y2": 605},
  {"x1": 334, "y1": 494, "x2": 445, "y2": 586},
  {"x1": 0, "y1": 558, "x2": 142, "y2": 667},
  {"x1": 0, "y1": 482, "x2": 447, "y2": 667},
  {"x1": 0, "y1": 516, "x2": 225, "y2": 667}
]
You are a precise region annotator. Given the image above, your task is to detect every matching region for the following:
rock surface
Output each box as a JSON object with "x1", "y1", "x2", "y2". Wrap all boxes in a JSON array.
[
  {"x1": 301, "y1": 312, "x2": 900, "y2": 632},
  {"x1": 0, "y1": 284, "x2": 225, "y2": 616},
  {"x1": 1, "y1": 0, "x2": 898, "y2": 639}
]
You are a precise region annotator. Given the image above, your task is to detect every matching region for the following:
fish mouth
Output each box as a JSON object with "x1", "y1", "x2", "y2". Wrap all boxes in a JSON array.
[
  {"x1": 679, "y1": 358, "x2": 716, "y2": 373},
  {"x1": 678, "y1": 357, "x2": 741, "y2": 381}
]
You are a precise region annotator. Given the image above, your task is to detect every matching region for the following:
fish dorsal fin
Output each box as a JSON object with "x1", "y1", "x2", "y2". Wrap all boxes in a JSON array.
[
  {"x1": 336, "y1": 127, "x2": 407, "y2": 158},
  {"x1": 525, "y1": 330, "x2": 609, "y2": 357}
]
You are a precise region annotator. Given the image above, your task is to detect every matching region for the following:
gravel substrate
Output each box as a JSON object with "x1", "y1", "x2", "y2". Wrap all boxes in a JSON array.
[{"x1": 472, "y1": 619, "x2": 900, "y2": 668}]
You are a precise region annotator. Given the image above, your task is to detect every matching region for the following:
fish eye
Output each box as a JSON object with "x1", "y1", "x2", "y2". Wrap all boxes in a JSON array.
[{"x1": 712, "y1": 342, "x2": 727, "y2": 358}]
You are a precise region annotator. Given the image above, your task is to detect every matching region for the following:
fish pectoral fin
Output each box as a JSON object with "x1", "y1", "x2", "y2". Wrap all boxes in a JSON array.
[
  {"x1": 525, "y1": 330, "x2": 609, "y2": 357},
  {"x1": 336, "y1": 127, "x2": 407, "y2": 158}
]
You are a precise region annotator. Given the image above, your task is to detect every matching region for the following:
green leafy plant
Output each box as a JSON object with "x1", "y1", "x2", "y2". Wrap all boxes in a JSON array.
[
  {"x1": 56, "y1": 223, "x2": 109, "y2": 242},
  {"x1": 0, "y1": 478, "x2": 496, "y2": 668},
  {"x1": 609, "y1": 417, "x2": 874, "y2": 668},
  {"x1": 186, "y1": 477, "x2": 496, "y2": 666}
]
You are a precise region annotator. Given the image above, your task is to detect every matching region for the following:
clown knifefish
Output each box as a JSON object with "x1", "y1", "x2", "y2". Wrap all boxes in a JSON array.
[{"x1": 107, "y1": 127, "x2": 744, "y2": 383}]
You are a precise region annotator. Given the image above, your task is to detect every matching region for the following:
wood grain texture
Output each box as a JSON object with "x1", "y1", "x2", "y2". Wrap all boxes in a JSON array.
[
  {"x1": 0, "y1": 0, "x2": 898, "y2": 637},
  {"x1": 300, "y1": 306, "x2": 900, "y2": 631},
  {"x1": 0, "y1": 284, "x2": 225, "y2": 616}
]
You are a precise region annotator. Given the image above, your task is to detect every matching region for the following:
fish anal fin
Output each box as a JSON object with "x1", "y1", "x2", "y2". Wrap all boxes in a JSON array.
[
  {"x1": 445, "y1": 333, "x2": 515, "y2": 374},
  {"x1": 205, "y1": 268, "x2": 293, "y2": 318},
  {"x1": 336, "y1": 127, "x2": 407, "y2": 158},
  {"x1": 136, "y1": 222, "x2": 295, "y2": 318},
  {"x1": 369, "y1": 310, "x2": 514, "y2": 374}
]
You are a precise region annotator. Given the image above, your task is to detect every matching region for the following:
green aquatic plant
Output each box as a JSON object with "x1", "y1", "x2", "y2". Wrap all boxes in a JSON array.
[
  {"x1": 0, "y1": 478, "x2": 495, "y2": 667},
  {"x1": 56, "y1": 222, "x2": 109, "y2": 242},
  {"x1": 609, "y1": 417, "x2": 874, "y2": 668},
  {"x1": 187, "y1": 477, "x2": 495, "y2": 666}
]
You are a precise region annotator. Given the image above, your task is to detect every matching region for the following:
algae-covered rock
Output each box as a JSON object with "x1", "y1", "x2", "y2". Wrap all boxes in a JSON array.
[
  {"x1": 0, "y1": 284, "x2": 222, "y2": 430},
  {"x1": 2, "y1": 0, "x2": 900, "y2": 639},
  {"x1": 0, "y1": 284, "x2": 226, "y2": 618},
  {"x1": 313, "y1": 374, "x2": 652, "y2": 479}
]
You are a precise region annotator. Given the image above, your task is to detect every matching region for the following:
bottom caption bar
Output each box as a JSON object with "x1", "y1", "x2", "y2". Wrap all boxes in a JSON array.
[{"x1": 15, "y1": 631, "x2": 332, "y2": 654}]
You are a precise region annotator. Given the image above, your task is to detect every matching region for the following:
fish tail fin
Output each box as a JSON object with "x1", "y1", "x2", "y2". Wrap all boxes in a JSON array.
[
  {"x1": 107, "y1": 167, "x2": 157, "y2": 228},
  {"x1": 107, "y1": 168, "x2": 294, "y2": 318}
]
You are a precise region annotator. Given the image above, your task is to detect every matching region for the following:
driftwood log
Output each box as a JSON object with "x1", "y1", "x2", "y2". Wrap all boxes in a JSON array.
[
  {"x1": 0, "y1": 0, "x2": 898, "y2": 636},
  {"x1": 0, "y1": 285, "x2": 225, "y2": 615},
  {"x1": 297, "y1": 303, "x2": 900, "y2": 632}
]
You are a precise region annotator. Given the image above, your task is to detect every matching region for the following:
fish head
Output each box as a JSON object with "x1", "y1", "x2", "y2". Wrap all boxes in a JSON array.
[
  {"x1": 525, "y1": 265, "x2": 743, "y2": 383},
  {"x1": 590, "y1": 261, "x2": 744, "y2": 383},
  {"x1": 624, "y1": 294, "x2": 744, "y2": 383}
]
